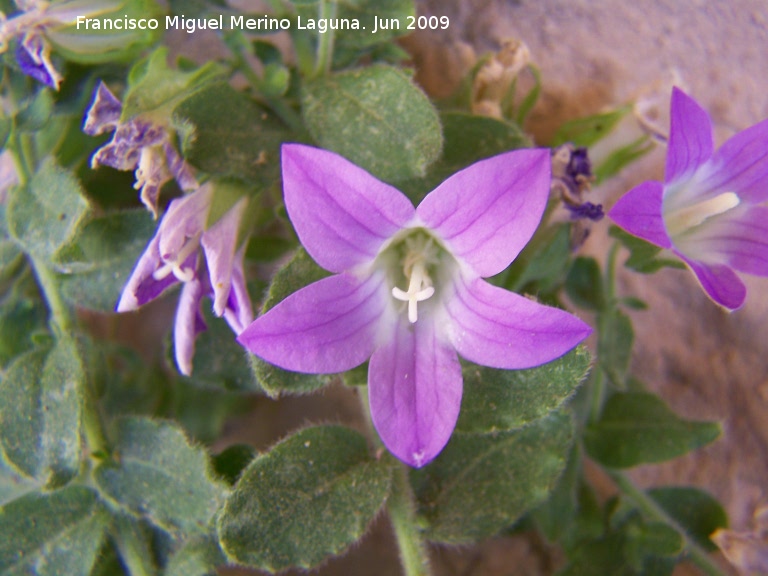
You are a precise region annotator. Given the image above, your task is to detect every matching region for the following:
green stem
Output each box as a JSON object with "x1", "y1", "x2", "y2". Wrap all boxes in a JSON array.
[
  {"x1": 357, "y1": 388, "x2": 433, "y2": 576},
  {"x1": 388, "y1": 462, "x2": 432, "y2": 576},
  {"x1": 313, "y1": 0, "x2": 337, "y2": 77},
  {"x1": 9, "y1": 130, "x2": 32, "y2": 185},
  {"x1": 607, "y1": 470, "x2": 727, "y2": 576},
  {"x1": 30, "y1": 255, "x2": 73, "y2": 336}
]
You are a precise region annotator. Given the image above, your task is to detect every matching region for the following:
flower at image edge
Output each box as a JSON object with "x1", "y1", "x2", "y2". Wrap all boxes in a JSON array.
[
  {"x1": 238, "y1": 144, "x2": 592, "y2": 468},
  {"x1": 609, "y1": 87, "x2": 768, "y2": 310}
]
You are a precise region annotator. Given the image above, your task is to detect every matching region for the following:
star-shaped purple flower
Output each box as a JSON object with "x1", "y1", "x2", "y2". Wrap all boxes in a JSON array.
[
  {"x1": 238, "y1": 144, "x2": 591, "y2": 467},
  {"x1": 117, "y1": 184, "x2": 253, "y2": 375},
  {"x1": 609, "y1": 87, "x2": 768, "y2": 310}
]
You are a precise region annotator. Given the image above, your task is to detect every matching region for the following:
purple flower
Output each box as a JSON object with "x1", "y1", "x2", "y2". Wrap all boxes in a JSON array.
[
  {"x1": 117, "y1": 184, "x2": 253, "y2": 375},
  {"x1": 237, "y1": 144, "x2": 591, "y2": 467},
  {"x1": 609, "y1": 88, "x2": 768, "y2": 310},
  {"x1": 84, "y1": 82, "x2": 199, "y2": 217}
]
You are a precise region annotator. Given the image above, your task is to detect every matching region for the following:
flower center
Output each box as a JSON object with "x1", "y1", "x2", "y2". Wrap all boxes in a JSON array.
[
  {"x1": 664, "y1": 192, "x2": 740, "y2": 237},
  {"x1": 390, "y1": 235, "x2": 439, "y2": 323},
  {"x1": 152, "y1": 234, "x2": 200, "y2": 283}
]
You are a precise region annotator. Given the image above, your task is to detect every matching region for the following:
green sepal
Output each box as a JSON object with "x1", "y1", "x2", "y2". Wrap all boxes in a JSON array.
[
  {"x1": 609, "y1": 226, "x2": 685, "y2": 274},
  {"x1": 565, "y1": 257, "x2": 605, "y2": 311},
  {"x1": 552, "y1": 106, "x2": 632, "y2": 147},
  {"x1": 249, "y1": 248, "x2": 334, "y2": 396},
  {"x1": 585, "y1": 392, "x2": 722, "y2": 468},
  {"x1": 47, "y1": 0, "x2": 164, "y2": 65},
  {"x1": 0, "y1": 485, "x2": 110, "y2": 576},
  {"x1": 217, "y1": 425, "x2": 392, "y2": 572},
  {"x1": 456, "y1": 346, "x2": 591, "y2": 434},
  {"x1": 594, "y1": 136, "x2": 655, "y2": 183},
  {"x1": 301, "y1": 64, "x2": 442, "y2": 183},
  {"x1": 93, "y1": 417, "x2": 228, "y2": 536},
  {"x1": 6, "y1": 158, "x2": 90, "y2": 263},
  {"x1": 122, "y1": 47, "x2": 223, "y2": 120},
  {"x1": 412, "y1": 410, "x2": 574, "y2": 543},
  {"x1": 173, "y1": 83, "x2": 291, "y2": 188}
]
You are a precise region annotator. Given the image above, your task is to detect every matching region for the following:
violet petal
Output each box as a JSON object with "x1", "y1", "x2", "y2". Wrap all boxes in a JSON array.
[
  {"x1": 15, "y1": 34, "x2": 58, "y2": 89},
  {"x1": 116, "y1": 234, "x2": 177, "y2": 311},
  {"x1": 174, "y1": 275, "x2": 207, "y2": 376},
  {"x1": 608, "y1": 180, "x2": 673, "y2": 249},
  {"x1": 238, "y1": 271, "x2": 390, "y2": 373},
  {"x1": 445, "y1": 275, "x2": 592, "y2": 369},
  {"x1": 222, "y1": 246, "x2": 254, "y2": 334},
  {"x1": 281, "y1": 144, "x2": 416, "y2": 274},
  {"x1": 83, "y1": 81, "x2": 122, "y2": 136},
  {"x1": 157, "y1": 185, "x2": 213, "y2": 262},
  {"x1": 417, "y1": 149, "x2": 551, "y2": 277},
  {"x1": 677, "y1": 252, "x2": 746, "y2": 311},
  {"x1": 368, "y1": 314, "x2": 462, "y2": 468},
  {"x1": 675, "y1": 206, "x2": 768, "y2": 276},
  {"x1": 665, "y1": 87, "x2": 714, "y2": 185}
]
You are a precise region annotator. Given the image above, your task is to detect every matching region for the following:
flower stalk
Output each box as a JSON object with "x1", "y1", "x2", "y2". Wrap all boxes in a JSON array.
[{"x1": 313, "y1": 0, "x2": 337, "y2": 77}]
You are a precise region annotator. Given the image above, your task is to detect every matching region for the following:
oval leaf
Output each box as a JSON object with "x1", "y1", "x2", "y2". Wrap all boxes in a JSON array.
[
  {"x1": 585, "y1": 392, "x2": 722, "y2": 468},
  {"x1": 218, "y1": 425, "x2": 391, "y2": 572},
  {"x1": 457, "y1": 346, "x2": 590, "y2": 433},
  {"x1": 94, "y1": 417, "x2": 228, "y2": 535},
  {"x1": 301, "y1": 65, "x2": 442, "y2": 182},
  {"x1": 0, "y1": 486, "x2": 109, "y2": 576},
  {"x1": 648, "y1": 487, "x2": 728, "y2": 552},
  {"x1": 413, "y1": 411, "x2": 574, "y2": 543}
]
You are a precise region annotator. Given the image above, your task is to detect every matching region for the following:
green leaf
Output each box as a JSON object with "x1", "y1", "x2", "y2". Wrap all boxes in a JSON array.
[
  {"x1": 456, "y1": 346, "x2": 591, "y2": 433},
  {"x1": 597, "y1": 308, "x2": 634, "y2": 385},
  {"x1": 250, "y1": 248, "x2": 334, "y2": 396},
  {"x1": 113, "y1": 514, "x2": 158, "y2": 576},
  {"x1": 552, "y1": 106, "x2": 632, "y2": 147},
  {"x1": 565, "y1": 257, "x2": 604, "y2": 311},
  {"x1": 626, "y1": 521, "x2": 683, "y2": 558},
  {"x1": 6, "y1": 158, "x2": 90, "y2": 262},
  {"x1": 399, "y1": 111, "x2": 531, "y2": 203},
  {"x1": 0, "y1": 486, "x2": 109, "y2": 576},
  {"x1": 609, "y1": 226, "x2": 685, "y2": 274},
  {"x1": 412, "y1": 411, "x2": 574, "y2": 543},
  {"x1": 165, "y1": 535, "x2": 226, "y2": 576},
  {"x1": 0, "y1": 337, "x2": 83, "y2": 488},
  {"x1": 173, "y1": 83, "x2": 290, "y2": 187},
  {"x1": 0, "y1": 292, "x2": 48, "y2": 368},
  {"x1": 0, "y1": 457, "x2": 38, "y2": 507},
  {"x1": 122, "y1": 47, "x2": 223, "y2": 120},
  {"x1": 94, "y1": 417, "x2": 228, "y2": 535},
  {"x1": 594, "y1": 136, "x2": 655, "y2": 183},
  {"x1": 503, "y1": 223, "x2": 572, "y2": 295},
  {"x1": 585, "y1": 392, "x2": 722, "y2": 468},
  {"x1": 218, "y1": 425, "x2": 391, "y2": 571},
  {"x1": 648, "y1": 487, "x2": 728, "y2": 551},
  {"x1": 301, "y1": 64, "x2": 442, "y2": 182},
  {"x1": 15, "y1": 88, "x2": 54, "y2": 132},
  {"x1": 55, "y1": 209, "x2": 156, "y2": 312},
  {"x1": 213, "y1": 444, "x2": 257, "y2": 486}
]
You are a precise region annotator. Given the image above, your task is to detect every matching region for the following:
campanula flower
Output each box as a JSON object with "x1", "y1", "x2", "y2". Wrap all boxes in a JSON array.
[
  {"x1": 609, "y1": 88, "x2": 768, "y2": 310},
  {"x1": 0, "y1": 0, "x2": 121, "y2": 88},
  {"x1": 238, "y1": 144, "x2": 591, "y2": 467},
  {"x1": 117, "y1": 184, "x2": 253, "y2": 375},
  {"x1": 84, "y1": 81, "x2": 199, "y2": 217}
]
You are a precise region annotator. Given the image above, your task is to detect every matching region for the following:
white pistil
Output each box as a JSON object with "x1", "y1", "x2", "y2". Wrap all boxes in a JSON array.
[
  {"x1": 152, "y1": 235, "x2": 200, "y2": 282},
  {"x1": 665, "y1": 192, "x2": 740, "y2": 237}
]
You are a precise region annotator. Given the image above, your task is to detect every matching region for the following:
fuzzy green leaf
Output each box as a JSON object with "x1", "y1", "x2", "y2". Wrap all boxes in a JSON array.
[
  {"x1": 6, "y1": 158, "x2": 90, "y2": 262},
  {"x1": 413, "y1": 411, "x2": 574, "y2": 543},
  {"x1": 94, "y1": 417, "x2": 228, "y2": 535},
  {"x1": 648, "y1": 487, "x2": 728, "y2": 551},
  {"x1": 457, "y1": 346, "x2": 591, "y2": 433},
  {"x1": 0, "y1": 337, "x2": 83, "y2": 488},
  {"x1": 0, "y1": 292, "x2": 47, "y2": 368},
  {"x1": 302, "y1": 65, "x2": 442, "y2": 182},
  {"x1": 218, "y1": 425, "x2": 391, "y2": 571},
  {"x1": 585, "y1": 392, "x2": 722, "y2": 468},
  {"x1": 250, "y1": 248, "x2": 334, "y2": 396},
  {"x1": 0, "y1": 486, "x2": 109, "y2": 576},
  {"x1": 173, "y1": 83, "x2": 290, "y2": 187},
  {"x1": 55, "y1": 209, "x2": 155, "y2": 312},
  {"x1": 597, "y1": 308, "x2": 634, "y2": 386},
  {"x1": 166, "y1": 535, "x2": 226, "y2": 576}
]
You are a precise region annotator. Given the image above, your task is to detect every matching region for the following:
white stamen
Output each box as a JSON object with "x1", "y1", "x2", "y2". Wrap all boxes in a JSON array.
[
  {"x1": 152, "y1": 234, "x2": 200, "y2": 282},
  {"x1": 665, "y1": 192, "x2": 740, "y2": 237},
  {"x1": 392, "y1": 259, "x2": 435, "y2": 323}
]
